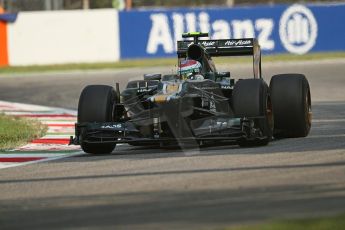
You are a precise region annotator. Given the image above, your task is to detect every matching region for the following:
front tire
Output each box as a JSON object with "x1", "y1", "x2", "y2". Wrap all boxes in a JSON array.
[
  {"x1": 270, "y1": 74, "x2": 311, "y2": 138},
  {"x1": 78, "y1": 85, "x2": 117, "y2": 154},
  {"x1": 232, "y1": 79, "x2": 273, "y2": 147}
]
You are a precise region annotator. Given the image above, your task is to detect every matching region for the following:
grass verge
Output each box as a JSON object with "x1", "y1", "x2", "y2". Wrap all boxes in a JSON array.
[
  {"x1": 0, "y1": 52, "x2": 344, "y2": 75},
  {"x1": 227, "y1": 213, "x2": 345, "y2": 230},
  {"x1": 0, "y1": 114, "x2": 47, "y2": 151}
]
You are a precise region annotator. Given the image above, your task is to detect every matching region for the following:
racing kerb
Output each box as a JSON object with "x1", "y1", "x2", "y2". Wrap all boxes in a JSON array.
[{"x1": 0, "y1": 100, "x2": 82, "y2": 169}]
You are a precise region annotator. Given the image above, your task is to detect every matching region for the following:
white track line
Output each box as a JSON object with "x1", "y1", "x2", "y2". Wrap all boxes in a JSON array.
[{"x1": 0, "y1": 151, "x2": 84, "y2": 169}]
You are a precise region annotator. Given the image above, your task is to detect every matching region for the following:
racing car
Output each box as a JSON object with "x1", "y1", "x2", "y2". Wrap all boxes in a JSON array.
[{"x1": 70, "y1": 32, "x2": 312, "y2": 154}]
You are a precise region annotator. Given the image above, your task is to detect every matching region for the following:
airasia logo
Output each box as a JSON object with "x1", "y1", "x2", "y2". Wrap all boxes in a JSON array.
[
  {"x1": 279, "y1": 4, "x2": 318, "y2": 54},
  {"x1": 224, "y1": 40, "x2": 252, "y2": 46}
]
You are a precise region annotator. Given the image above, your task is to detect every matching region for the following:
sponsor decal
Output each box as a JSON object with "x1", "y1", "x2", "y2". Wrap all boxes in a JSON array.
[
  {"x1": 101, "y1": 124, "x2": 123, "y2": 129},
  {"x1": 279, "y1": 4, "x2": 318, "y2": 54},
  {"x1": 137, "y1": 88, "x2": 152, "y2": 93},
  {"x1": 145, "y1": 12, "x2": 275, "y2": 55},
  {"x1": 201, "y1": 41, "x2": 216, "y2": 46},
  {"x1": 224, "y1": 39, "x2": 252, "y2": 46},
  {"x1": 216, "y1": 121, "x2": 228, "y2": 126}
]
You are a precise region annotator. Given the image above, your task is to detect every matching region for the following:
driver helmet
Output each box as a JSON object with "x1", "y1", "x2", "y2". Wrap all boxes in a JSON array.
[{"x1": 178, "y1": 59, "x2": 202, "y2": 80}]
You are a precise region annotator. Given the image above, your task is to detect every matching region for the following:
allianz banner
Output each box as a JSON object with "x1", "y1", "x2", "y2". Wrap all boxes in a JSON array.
[{"x1": 119, "y1": 3, "x2": 345, "y2": 59}]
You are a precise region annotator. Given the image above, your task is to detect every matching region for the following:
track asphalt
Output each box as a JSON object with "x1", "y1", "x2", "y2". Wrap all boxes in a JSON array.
[{"x1": 0, "y1": 59, "x2": 344, "y2": 229}]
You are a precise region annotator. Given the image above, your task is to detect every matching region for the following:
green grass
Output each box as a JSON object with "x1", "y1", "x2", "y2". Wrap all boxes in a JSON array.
[
  {"x1": 226, "y1": 213, "x2": 345, "y2": 230},
  {"x1": 0, "y1": 114, "x2": 47, "y2": 151},
  {"x1": 0, "y1": 52, "x2": 344, "y2": 75}
]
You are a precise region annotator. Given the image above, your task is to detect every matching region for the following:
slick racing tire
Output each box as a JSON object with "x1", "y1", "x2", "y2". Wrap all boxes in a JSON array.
[
  {"x1": 270, "y1": 74, "x2": 311, "y2": 138},
  {"x1": 233, "y1": 79, "x2": 273, "y2": 147},
  {"x1": 78, "y1": 85, "x2": 117, "y2": 154}
]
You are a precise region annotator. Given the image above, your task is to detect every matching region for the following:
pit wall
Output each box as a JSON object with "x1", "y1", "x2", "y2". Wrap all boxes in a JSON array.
[{"x1": 0, "y1": 3, "x2": 344, "y2": 66}]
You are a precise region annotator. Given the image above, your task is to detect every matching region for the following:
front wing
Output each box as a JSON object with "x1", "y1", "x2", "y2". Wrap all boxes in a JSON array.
[{"x1": 70, "y1": 116, "x2": 268, "y2": 146}]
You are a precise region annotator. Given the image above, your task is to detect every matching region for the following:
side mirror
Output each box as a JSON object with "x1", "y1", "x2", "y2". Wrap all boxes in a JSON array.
[
  {"x1": 144, "y1": 73, "x2": 162, "y2": 81},
  {"x1": 162, "y1": 74, "x2": 179, "y2": 81}
]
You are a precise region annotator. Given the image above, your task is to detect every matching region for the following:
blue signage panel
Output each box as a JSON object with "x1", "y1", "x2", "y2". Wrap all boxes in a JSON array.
[
  {"x1": 0, "y1": 13, "x2": 17, "y2": 23},
  {"x1": 119, "y1": 4, "x2": 345, "y2": 59}
]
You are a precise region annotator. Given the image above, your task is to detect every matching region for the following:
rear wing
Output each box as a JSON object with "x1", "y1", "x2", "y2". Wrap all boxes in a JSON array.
[
  {"x1": 177, "y1": 38, "x2": 259, "y2": 57},
  {"x1": 177, "y1": 38, "x2": 262, "y2": 79}
]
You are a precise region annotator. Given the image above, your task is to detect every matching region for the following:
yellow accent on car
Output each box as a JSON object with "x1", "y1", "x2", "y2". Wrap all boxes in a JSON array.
[{"x1": 153, "y1": 94, "x2": 169, "y2": 103}]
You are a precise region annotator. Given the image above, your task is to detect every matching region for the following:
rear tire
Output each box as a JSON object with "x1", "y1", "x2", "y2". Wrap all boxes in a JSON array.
[
  {"x1": 270, "y1": 74, "x2": 311, "y2": 138},
  {"x1": 78, "y1": 85, "x2": 117, "y2": 154},
  {"x1": 232, "y1": 79, "x2": 273, "y2": 147}
]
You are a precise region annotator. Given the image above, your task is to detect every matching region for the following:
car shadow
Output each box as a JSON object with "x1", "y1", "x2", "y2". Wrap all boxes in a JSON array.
[{"x1": 67, "y1": 101, "x2": 345, "y2": 161}]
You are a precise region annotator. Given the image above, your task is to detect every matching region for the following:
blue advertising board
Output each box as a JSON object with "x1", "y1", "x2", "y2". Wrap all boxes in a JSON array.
[
  {"x1": 0, "y1": 13, "x2": 17, "y2": 23},
  {"x1": 118, "y1": 3, "x2": 345, "y2": 59}
]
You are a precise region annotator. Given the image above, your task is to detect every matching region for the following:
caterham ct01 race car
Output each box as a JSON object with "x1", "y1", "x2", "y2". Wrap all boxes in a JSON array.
[{"x1": 71, "y1": 32, "x2": 312, "y2": 154}]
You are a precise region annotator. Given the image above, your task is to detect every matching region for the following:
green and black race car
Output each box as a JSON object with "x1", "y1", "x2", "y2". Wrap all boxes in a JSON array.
[{"x1": 71, "y1": 32, "x2": 312, "y2": 154}]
